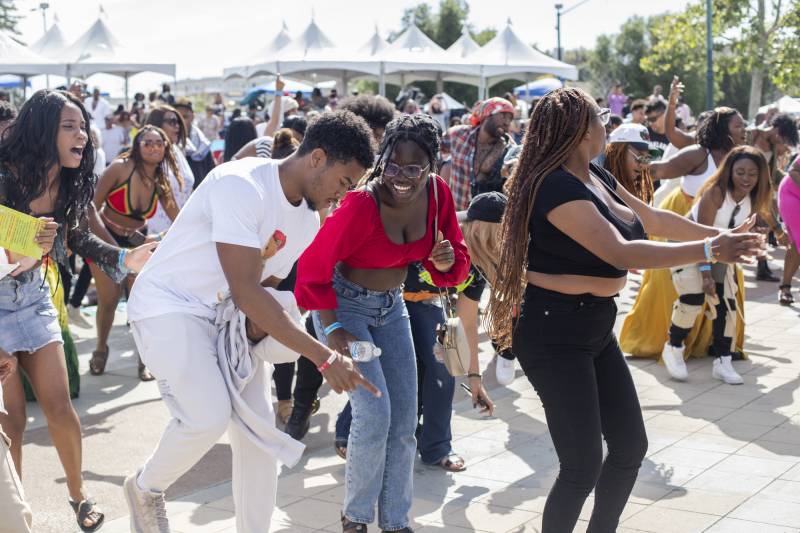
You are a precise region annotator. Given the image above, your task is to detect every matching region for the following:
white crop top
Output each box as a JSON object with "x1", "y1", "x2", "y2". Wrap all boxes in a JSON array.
[
  {"x1": 680, "y1": 150, "x2": 717, "y2": 197},
  {"x1": 689, "y1": 191, "x2": 751, "y2": 229}
]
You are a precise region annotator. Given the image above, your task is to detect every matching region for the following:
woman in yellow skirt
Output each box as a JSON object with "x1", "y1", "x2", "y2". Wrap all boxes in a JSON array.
[{"x1": 620, "y1": 84, "x2": 749, "y2": 360}]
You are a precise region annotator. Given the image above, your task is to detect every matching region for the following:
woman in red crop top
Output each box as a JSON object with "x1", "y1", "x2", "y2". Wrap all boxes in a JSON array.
[
  {"x1": 488, "y1": 88, "x2": 764, "y2": 533},
  {"x1": 296, "y1": 114, "x2": 470, "y2": 533},
  {"x1": 90, "y1": 125, "x2": 182, "y2": 380}
]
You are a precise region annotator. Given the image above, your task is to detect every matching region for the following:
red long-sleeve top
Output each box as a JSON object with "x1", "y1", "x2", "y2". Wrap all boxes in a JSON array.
[{"x1": 295, "y1": 175, "x2": 471, "y2": 310}]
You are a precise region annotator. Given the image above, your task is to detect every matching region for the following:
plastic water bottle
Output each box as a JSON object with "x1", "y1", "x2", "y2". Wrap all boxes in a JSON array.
[{"x1": 349, "y1": 341, "x2": 382, "y2": 362}]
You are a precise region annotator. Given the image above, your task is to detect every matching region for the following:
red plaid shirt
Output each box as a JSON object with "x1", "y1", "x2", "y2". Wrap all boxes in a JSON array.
[{"x1": 446, "y1": 125, "x2": 479, "y2": 211}]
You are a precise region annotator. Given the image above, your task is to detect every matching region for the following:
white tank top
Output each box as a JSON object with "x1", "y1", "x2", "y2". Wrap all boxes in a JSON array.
[
  {"x1": 680, "y1": 150, "x2": 717, "y2": 197},
  {"x1": 690, "y1": 191, "x2": 752, "y2": 229}
]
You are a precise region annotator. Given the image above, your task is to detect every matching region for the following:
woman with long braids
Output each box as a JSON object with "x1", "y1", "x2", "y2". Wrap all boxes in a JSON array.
[
  {"x1": 488, "y1": 88, "x2": 762, "y2": 533},
  {"x1": 295, "y1": 114, "x2": 471, "y2": 533},
  {"x1": 0, "y1": 90, "x2": 154, "y2": 532},
  {"x1": 620, "y1": 81, "x2": 752, "y2": 360},
  {"x1": 89, "y1": 125, "x2": 182, "y2": 381}
]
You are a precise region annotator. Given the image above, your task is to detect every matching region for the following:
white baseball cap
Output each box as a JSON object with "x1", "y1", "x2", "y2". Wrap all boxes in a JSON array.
[{"x1": 608, "y1": 123, "x2": 650, "y2": 151}]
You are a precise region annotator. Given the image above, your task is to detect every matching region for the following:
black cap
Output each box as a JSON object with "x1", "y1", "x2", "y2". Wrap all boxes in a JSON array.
[{"x1": 457, "y1": 191, "x2": 508, "y2": 223}]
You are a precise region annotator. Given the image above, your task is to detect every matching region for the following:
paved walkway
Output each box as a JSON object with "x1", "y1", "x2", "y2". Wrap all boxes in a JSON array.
[{"x1": 19, "y1": 256, "x2": 800, "y2": 532}]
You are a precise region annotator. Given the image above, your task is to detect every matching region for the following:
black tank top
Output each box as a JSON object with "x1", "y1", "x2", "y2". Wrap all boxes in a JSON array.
[{"x1": 527, "y1": 163, "x2": 646, "y2": 278}]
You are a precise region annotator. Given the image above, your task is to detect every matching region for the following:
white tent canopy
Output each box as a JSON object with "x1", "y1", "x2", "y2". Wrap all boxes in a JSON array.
[
  {"x1": 30, "y1": 20, "x2": 67, "y2": 58},
  {"x1": 758, "y1": 95, "x2": 800, "y2": 116},
  {"x1": 446, "y1": 25, "x2": 481, "y2": 59},
  {"x1": 222, "y1": 22, "x2": 292, "y2": 80},
  {"x1": 0, "y1": 31, "x2": 64, "y2": 96},
  {"x1": 63, "y1": 18, "x2": 175, "y2": 79}
]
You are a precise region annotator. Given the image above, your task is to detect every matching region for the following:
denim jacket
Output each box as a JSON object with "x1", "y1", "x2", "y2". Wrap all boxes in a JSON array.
[{"x1": 0, "y1": 167, "x2": 125, "y2": 285}]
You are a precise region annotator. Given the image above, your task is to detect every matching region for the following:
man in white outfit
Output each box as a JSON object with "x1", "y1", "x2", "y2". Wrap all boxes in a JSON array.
[{"x1": 124, "y1": 111, "x2": 379, "y2": 533}]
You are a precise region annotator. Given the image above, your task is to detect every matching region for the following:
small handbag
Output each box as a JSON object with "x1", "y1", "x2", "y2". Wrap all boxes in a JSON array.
[{"x1": 429, "y1": 178, "x2": 471, "y2": 377}]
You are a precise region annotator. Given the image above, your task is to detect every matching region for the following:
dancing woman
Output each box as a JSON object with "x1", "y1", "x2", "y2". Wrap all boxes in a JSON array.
[
  {"x1": 489, "y1": 88, "x2": 761, "y2": 533},
  {"x1": 0, "y1": 90, "x2": 154, "y2": 532},
  {"x1": 89, "y1": 125, "x2": 182, "y2": 381},
  {"x1": 296, "y1": 114, "x2": 471, "y2": 533},
  {"x1": 662, "y1": 146, "x2": 772, "y2": 383}
]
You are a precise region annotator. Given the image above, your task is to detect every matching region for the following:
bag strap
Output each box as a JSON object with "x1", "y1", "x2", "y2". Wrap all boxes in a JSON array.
[{"x1": 431, "y1": 177, "x2": 455, "y2": 318}]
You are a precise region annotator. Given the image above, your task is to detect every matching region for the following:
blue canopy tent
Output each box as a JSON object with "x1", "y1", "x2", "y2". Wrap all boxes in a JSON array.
[
  {"x1": 239, "y1": 79, "x2": 336, "y2": 106},
  {"x1": 514, "y1": 78, "x2": 563, "y2": 99}
]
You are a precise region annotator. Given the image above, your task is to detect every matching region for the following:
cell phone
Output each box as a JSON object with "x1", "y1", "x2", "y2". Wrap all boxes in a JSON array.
[{"x1": 460, "y1": 382, "x2": 488, "y2": 408}]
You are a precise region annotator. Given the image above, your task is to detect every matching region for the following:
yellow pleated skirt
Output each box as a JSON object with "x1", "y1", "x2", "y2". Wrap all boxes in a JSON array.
[{"x1": 619, "y1": 187, "x2": 746, "y2": 359}]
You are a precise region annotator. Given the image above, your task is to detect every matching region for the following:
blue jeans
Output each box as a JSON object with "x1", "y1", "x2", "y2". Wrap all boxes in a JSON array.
[
  {"x1": 406, "y1": 300, "x2": 453, "y2": 464},
  {"x1": 320, "y1": 270, "x2": 418, "y2": 530}
]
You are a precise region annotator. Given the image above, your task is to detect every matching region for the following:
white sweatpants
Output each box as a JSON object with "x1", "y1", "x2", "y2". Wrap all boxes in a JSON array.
[
  {"x1": 131, "y1": 313, "x2": 278, "y2": 533},
  {"x1": 0, "y1": 430, "x2": 32, "y2": 533}
]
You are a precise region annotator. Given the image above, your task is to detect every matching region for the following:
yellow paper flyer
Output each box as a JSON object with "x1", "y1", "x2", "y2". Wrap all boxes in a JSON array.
[{"x1": 0, "y1": 205, "x2": 45, "y2": 260}]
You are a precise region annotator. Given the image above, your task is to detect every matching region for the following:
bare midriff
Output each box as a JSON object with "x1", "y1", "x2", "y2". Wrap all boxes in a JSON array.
[
  {"x1": 526, "y1": 271, "x2": 627, "y2": 297},
  {"x1": 340, "y1": 263, "x2": 408, "y2": 292}
]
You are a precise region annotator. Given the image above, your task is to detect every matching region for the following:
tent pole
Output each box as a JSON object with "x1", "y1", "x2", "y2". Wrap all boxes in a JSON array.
[
  {"x1": 22, "y1": 75, "x2": 28, "y2": 100},
  {"x1": 379, "y1": 62, "x2": 385, "y2": 97},
  {"x1": 479, "y1": 66, "x2": 485, "y2": 101},
  {"x1": 436, "y1": 72, "x2": 443, "y2": 94},
  {"x1": 124, "y1": 73, "x2": 130, "y2": 108}
]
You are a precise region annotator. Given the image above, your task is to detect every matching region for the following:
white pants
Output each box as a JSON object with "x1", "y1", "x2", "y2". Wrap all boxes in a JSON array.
[
  {"x1": 0, "y1": 430, "x2": 32, "y2": 533},
  {"x1": 131, "y1": 313, "x2": 278, "y2": 533}
]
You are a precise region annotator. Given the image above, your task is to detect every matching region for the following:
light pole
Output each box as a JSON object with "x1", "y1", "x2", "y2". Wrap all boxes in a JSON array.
[
  {"x1": 705, "y1": 0, "x2": 714, "y2": 109},
  {"x1": 31, "y1": 2, "x2": 49, "y2": 33},
  {"x1": 555, "y1": 0, "x2": 590, "y2": 61}
]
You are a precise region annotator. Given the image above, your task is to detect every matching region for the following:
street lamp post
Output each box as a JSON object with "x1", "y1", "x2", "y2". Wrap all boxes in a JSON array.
[
  {"x1": 705, "y1": 0, "x2": 714, "y2": 110},
  {"x1": 555, "y1": 0, "x2": 590, "y2": 61}
]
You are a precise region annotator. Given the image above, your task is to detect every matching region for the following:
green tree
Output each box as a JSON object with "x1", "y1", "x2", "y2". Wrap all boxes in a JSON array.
[
  {"x1": 0, "y1": 0, "x2": 20, "y2": 35},
  {"x1": 641, "y1": 0, "x2": 800, "y2": 118}
]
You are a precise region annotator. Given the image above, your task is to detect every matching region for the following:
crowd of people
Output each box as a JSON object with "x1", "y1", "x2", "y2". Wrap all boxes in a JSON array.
[{"x1": 0, "y1": 72, "x2": 797, "y2": 533}]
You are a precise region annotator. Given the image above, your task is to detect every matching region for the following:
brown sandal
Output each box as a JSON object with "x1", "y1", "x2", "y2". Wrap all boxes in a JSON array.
[
  {"x1": 779, "y1": 284, "x2": 794, "y2": 305},
  {"x1": 138, "y1": 356, "x2": 154, "y2": 381},
  {"x1": 89, "y1": 347, "x2": 109, "y2": 375},
  {"x1": 437, "y1": 453, "x2": 466, "y2": 472}
]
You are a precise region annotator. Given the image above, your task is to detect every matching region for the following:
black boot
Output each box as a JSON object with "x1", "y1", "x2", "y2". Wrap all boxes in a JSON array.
[
  {"x1": 285, "y1": 403, "x2": 312, "y2": 441},
  {"x1": 756, "y1": 259, "x2": 780, "y2": 282}
]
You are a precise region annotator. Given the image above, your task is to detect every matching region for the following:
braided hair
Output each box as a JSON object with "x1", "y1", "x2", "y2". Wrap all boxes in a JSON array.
[
  {"x1": 368, "y1": 113, "x2": 441, "y2": 181},
  {"x1": 488, "y1": 88, "x2": 595, "y2": 349}
]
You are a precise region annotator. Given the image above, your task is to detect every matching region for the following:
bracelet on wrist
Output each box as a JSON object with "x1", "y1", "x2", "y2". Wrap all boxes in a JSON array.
[
  {"x1": 698, "y1": 263, "x2": 712, "y2": 272},
  {"x1": 323, "y1": 322, "x2": 343, "y2": 336},
  {"x1": 467, "y1": 373, "x2": 482, "y2": 380},
  {"x1": 118, "y1": 249, "x2": 130, "y2": 274},
  {"x1": 703, "y1": 237, "x2": 718, "y2": 264},
  {"x1": 317, "y1": 352, "x2": 338, "y2": 373}
]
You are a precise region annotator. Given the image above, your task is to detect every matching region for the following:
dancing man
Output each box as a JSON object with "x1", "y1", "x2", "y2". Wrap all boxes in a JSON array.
[{"x1": 123, "y1": 111, "x2": 379, "y2": 533}]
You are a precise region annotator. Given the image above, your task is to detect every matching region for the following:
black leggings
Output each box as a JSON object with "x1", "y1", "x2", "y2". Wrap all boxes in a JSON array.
[{"x1": 513, "y1": 285, "x2": 648, "y2": 533}]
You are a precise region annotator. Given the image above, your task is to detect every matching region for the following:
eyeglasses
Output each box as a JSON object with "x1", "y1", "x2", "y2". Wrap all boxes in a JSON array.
[
  {"x1": 163, "y1": 117, "x2": 181, "y2": 127},
  {"x1": 728, "y1": 204, "x2": 741, "y2": 229},
  {"x1": 627, "y1": 148, "x2": 651, "y2": 165},
  {"x1": 646, "y1": 113, "x2": 663, "y2": 123},
  {"x1": 596, "y1": 108, "x2": 611, "y2": 125},
  {"x1": 382, "y1": 162, "x2": 430, "y2": 179},
  {"x1": 142, "y1": 140, "x2": 165, "y2": 149}
]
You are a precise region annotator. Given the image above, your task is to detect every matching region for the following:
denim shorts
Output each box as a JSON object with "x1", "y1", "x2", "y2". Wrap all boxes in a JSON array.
[{"x1": 0, "y1": 271, "x2": 62, "y2": 354}]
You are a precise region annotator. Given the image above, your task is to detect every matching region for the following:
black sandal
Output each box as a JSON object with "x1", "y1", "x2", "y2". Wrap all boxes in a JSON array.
[
  {"x1": 342, "y1": 514, "x2": 368, "y2": 532},
  {"x1": 437, "y1": 453, "x2": 466, "y2": 472},
  {"x1": 89, "y1": 348, "x2": 109, "y2": 376},
  {"x1": 69, "y1": 498, "x2": 105, "y2": 532},
  {"x1": 779, "y1": 284, "x2": 794, "y2": 305},
  {"x1": 335, "y1": 439, "x2": 348, "y2": 459}
]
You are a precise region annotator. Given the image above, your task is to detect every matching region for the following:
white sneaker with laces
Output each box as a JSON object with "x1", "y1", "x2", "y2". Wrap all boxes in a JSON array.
[
  {"x1": 712, "y1": 355, "x2": 743, "y2": 385},
  {"x1": 661, "y1": 343, "x2": 688, "y2": 381},
  {"x1": 124, "y1": 471, "x2": 171, "y2": 533},
  {"x1": 495, "y1": 356, "x2": 516, "y2": 386}
]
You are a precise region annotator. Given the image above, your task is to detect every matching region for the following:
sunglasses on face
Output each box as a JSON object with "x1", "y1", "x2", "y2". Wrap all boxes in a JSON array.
[
  {"x1": 163, "y1": 117, "x2": 180, "y2": 127},
  {"x1": 627, "y1": 148, "x2": 651, "y2": 164},
  {"x1": 142, "y1": 139, "x2": 165, "y2": 149},
  {"x1": 596, "y1": 108, "x2": 611, "y2": 125},
  {"x1": 383, "y1": 162, "x2": 430, "y2": 179}
]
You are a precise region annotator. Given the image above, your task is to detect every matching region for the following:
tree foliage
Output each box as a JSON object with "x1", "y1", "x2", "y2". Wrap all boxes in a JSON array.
[{"x1": 0, "y1": 0, "x2": 20, "y2": 35}]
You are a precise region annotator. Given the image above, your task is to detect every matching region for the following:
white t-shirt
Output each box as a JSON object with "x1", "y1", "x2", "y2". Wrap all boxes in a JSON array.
[
  {"x1": 128, "y1": 158, "x2": 320, "y2": 322},
  {"x1": 84, "y1": 97, "x2": 112, "y2": 124},
  {"x1": 147, "y1": 146, "x2": 196, "y2": 234},
  {"x1": 102, "y1": 125, "x2": 127, "y2": 162}
]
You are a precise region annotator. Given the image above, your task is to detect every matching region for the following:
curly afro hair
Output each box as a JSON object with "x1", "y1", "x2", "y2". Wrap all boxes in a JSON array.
[
  {"x1": 696, "y1": 107, "x2": 742, "y2": 152},
  {"x1": 339, "y1": 95, "x2": 396, "y2": 134},
  {"x1": 296, "y1": 110, "x2": 375, "y2": 169},
  {"x1": 368, "y1": 113, "x2": 441, "y2": 181},
  {"x1": 770, "y1": 113, "x2": 799, "y2": 147}
]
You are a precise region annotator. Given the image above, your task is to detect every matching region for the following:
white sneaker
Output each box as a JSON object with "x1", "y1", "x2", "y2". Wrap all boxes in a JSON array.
[
  {"x1": 123, "y1": 472, "x2": 171, "y2": 533},
  {"x1": 495, "y1": 356, "x2": 516, "y2": 386},
  {"x1": 713, "y1": 356, "x2": 743, "y2": 385},
  {"x1": 661, "y1": 343, "x2": 688, "y2": 381},
  {"x1": 67, "y1": 304, "x2": 93, "y2": 329}
]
